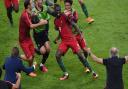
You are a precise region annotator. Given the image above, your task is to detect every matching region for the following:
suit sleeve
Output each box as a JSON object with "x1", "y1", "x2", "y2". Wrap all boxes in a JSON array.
[
  {"x1": 103, "y1": 58, "x2": 108, "y2": 65},
  {"x1": 3, "y1": 64, "x2": 5, "y2": 70},
  {"x1": 19, "y1": 60, "x2": 34, "y2": 74},
  {"x1": 121, "y1": 58, "x2": 126, "y2": 64}
]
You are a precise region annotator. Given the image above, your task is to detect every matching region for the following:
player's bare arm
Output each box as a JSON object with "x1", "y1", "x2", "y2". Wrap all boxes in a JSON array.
[
  {"x1": 88, "y1": 49, "x2": 103, "y2": 64},
  {"x1": 30, "y1": 19, "x2": 48, "y2": 29}
]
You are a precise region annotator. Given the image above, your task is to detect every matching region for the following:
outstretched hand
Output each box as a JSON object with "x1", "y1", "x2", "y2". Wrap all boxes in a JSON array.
[{"x1": 64, "y1": 10, "x2": 72, "y2": 16}]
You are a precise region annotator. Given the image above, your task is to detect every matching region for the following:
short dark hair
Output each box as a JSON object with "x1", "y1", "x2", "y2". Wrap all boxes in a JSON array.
[
  {"x1": 0, "y1": 68, "x2": 2, "y2": 78},
  {"x1": 24, "y1": 0, "x2": 31, "y2": 9},
  {"x1": 54, "y1": 4, "x2": 61, "y2": 12},
  {"x1": 64, "y1": 0, "x2": 73, "y2": 5}
]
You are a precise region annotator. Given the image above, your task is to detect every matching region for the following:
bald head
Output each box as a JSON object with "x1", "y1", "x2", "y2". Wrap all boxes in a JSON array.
[{"x1": 110, "y1": 47, "x2": 119, "y2": 57}]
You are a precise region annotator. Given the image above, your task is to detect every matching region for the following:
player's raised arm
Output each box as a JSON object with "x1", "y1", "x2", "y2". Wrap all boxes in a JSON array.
[
  {"x1": 63, "y1": 5, "x2": 82, "y2": 37},
  {"x1": 64, "y1": 11, "x2": 82, "y2": 36}
]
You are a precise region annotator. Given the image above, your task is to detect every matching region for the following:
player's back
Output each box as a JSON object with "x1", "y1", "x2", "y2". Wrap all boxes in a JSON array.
[{"x1": 104, "y1": 56, "x2": 125, "y2": 89}]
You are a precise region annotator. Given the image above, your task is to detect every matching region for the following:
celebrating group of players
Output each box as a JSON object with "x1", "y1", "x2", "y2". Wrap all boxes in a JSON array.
[{"x1": 4, "y1": 0, "x2": 98, "y2": 81}]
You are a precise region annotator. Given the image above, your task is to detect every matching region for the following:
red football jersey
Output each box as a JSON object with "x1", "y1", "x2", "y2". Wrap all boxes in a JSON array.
[
  {"x1": 71, "y1": 10, "x2": 78, "y2": 23},
  {"x1": 54, "y1": 14, "x2": 75, "y2": 41},
  {"x1": 19, "y1": 10, "x2": 32, "y2": 42}
]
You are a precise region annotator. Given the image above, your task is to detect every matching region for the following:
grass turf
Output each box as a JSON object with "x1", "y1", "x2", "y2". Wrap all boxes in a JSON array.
[{"x1": 0, "y1": 0, "x2": 128, "y2": 89}]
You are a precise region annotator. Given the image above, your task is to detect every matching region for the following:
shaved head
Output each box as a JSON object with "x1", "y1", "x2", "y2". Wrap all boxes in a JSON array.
[{"x1": 110, "y1": 47, "x2": 119, "y2": 57}]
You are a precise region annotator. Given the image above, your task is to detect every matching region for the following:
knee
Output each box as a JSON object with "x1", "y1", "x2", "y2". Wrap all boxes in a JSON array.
[
  {"x1": 40, "y1": 48, "x2": 46, "y2": 55},
  {"x1": 45, "y1": 42, "x2": 50, "y2": 52},
  {"x1": 77, "y1": 51, "x2": 84, "y2": 58},
  {"x1": 46, "y1": 47, "x2": 50, "y2": 53},
  {"x1": 83, "y1": 48, "x2": 88, "y2": 52}
]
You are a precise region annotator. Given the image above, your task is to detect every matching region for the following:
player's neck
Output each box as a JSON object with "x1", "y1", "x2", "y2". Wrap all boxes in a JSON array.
[{"x1": 26, "y1": 9, "x2": 31, "y2": 15}]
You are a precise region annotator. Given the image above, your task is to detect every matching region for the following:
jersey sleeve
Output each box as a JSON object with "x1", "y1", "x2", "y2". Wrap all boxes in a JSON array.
[
  {"x1": 19, "y1": 60, "x2": 34, "y2": 74},
  {"x1": 24, "y1": 13, "x2": 32, "y2": 28},
  {"x1": 121, "y1": 58, "x2": 126, "y2": 64},
  {"x1": 103, "y1": 58, "x2": 108, "y2": 65}
]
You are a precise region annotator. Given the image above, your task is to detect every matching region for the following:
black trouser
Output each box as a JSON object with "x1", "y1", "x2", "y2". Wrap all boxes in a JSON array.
[{"x1": 33, "y1": 30, "x2": 49, "y2": 49}]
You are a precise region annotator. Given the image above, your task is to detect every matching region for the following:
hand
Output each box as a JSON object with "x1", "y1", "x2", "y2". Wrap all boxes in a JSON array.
[
  {"x1": 20, "y1": 54, "x2": 27, "y2": 60},
  {"x1": 39, "y1": 19, "x2": 48, "y2": 25},
  {"x1": 16, "y1": 73, "x2": 21, "y2": 79},
  {"x1": 64, "y1": 10, "x2": 71, "y2": 16},
  {"x1": 28, "y1": 72, "x2": 37, "y2": 77}
]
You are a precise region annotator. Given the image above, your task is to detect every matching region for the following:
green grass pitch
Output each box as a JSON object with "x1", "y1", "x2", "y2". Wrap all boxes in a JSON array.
[{"x1": 0, "y1": 0, "x2": 128, "y2": 89}]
